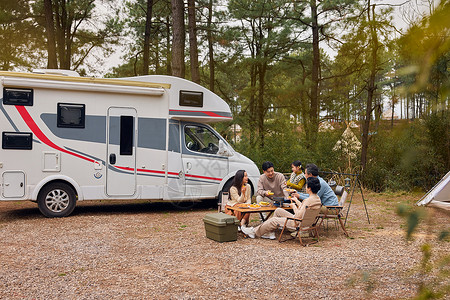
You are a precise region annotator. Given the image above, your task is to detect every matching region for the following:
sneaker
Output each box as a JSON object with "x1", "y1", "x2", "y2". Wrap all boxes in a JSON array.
[
  {"x1": 241, "y1": 226, "x2": 255, "y2": 239},
  {"x1": 261, "y1": 232, "x2": 276, "y2": 240}
]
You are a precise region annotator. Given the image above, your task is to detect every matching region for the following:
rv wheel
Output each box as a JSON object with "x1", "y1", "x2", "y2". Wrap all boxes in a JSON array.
[{"x1": 37, "y1": 183, "x2": 77, "y2": 217}]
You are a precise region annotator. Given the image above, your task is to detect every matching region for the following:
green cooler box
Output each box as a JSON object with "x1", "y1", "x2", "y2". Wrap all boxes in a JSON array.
[{"x1": 203, "y1": 213, "x2": 239, "y2": 242}]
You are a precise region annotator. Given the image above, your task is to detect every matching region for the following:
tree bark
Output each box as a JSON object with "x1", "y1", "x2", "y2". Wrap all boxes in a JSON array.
[
  {"x1": 207, "y1": 0, "x2": 214, "y2": 92},
  {"x1": 361, "y1": 2, "x2": 378, "y2": 173},
  {"x1": 166, "y1": 15, "x2": 172, "y2": 75},
  {"x1": 171, "y1": 0, "x2": 185, "y2": 78},
  {"x1": 143, "y1": 0, "x2": 153, "y2": 75},
  {"x1": 187, "y1": 0, "x2": 200, "y2": 83},
  {"x1": 309, "y1": 0, "x2": 320, "y2": 148},
  {"x1": 44, "y1": 0, "x2": 58, "y2": 68}
]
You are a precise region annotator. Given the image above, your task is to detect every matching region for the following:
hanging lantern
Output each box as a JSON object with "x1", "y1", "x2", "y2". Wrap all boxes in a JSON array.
[{"x1": 344, "y1": 177, "x2": 351, "y2": 188}]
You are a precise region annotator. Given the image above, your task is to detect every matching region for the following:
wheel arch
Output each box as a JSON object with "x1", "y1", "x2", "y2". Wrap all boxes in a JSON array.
[
  {"x1": 32, "y1": 176, "x2": 82, "y2": 201},
  {"x1": 216, "y1": 175, "x2": 255, "y2": 198}
]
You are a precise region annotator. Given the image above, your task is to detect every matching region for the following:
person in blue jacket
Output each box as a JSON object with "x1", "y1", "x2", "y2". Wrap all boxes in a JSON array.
[{"x1": 291, "y1": 163, "x2": 338, "y2": 211}]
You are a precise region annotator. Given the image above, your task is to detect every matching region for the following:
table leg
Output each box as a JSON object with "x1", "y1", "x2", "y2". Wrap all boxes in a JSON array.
[{"x1": 258, "y1": 211, "x2": 274, "y2": 222}]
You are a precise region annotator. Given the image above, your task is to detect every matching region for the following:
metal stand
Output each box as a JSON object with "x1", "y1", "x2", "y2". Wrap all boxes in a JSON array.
[{"x1": 320, "y1": 171, "x2": 370, "y2": 225}]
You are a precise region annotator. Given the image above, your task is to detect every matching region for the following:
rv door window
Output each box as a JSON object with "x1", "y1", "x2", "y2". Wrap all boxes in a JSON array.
[
  {"x1": 120, "y1": 116, "x2": 134, "y2": 155},
  {"x1": 184, "y1": 125, "x2": 219, "y2": 155},
  {"x1": 57, "y1": 103, "x2": 85, "y2": 128},
  {"x1": 3, "y1": 88, "x2": 33, "y2": 106},
  {"x1": 2, "y1": 132, "x2": 33, "y2": 150}
]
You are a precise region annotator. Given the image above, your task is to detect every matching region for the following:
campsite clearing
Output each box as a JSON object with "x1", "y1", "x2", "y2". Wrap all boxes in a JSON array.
[{"x1": 0, "y1": 192, "x2": 448, "y2": 299}]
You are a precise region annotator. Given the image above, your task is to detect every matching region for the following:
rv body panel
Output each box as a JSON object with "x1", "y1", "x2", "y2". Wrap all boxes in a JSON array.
[{"x1": 0, "y1": 71, "x2": 259, "y2": 216}]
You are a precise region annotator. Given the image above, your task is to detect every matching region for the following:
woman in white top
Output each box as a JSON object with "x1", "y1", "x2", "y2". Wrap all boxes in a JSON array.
[{"x1": 225, "y1": 170, "x2": 252, "y2": 227}]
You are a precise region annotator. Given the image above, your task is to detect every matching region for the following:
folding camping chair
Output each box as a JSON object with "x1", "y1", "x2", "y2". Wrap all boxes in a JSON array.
[
  {"x1": 278, "y1": 206, "x2": 321, "y2": 246},
  {"x1": 318, "y1": 185, "x2": 349, "y2": 237},
  {"x1": 218, "y1": 191, "x2": 229, "y2": 212}
]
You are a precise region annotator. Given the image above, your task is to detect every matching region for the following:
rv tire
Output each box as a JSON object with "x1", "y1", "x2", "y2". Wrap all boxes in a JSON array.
[{"x1": 37, "y1": 183, "x2": 77, "y2": 218}]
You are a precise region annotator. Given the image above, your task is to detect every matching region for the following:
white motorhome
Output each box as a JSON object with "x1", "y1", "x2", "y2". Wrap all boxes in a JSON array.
[{"x1": 0, "y1": 70, "x2": 260, "y2": 217}]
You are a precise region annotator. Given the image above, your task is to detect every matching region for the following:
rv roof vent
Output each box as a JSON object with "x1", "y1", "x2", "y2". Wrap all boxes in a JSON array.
[{"x1": 32, "y1": 69, "x2": 80, "y2": 77}]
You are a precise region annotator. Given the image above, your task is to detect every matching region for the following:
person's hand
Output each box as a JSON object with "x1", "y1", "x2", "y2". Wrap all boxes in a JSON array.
[
  {"x1": 290, "y1": 203, "x2": 296, "y2": 209},
  {"x1": 266, "y1": 190, "x2": 272, "y2": 197},
  {"x1": 241, "y1": 185, "x2": 247, "y2": 194},
  {"x1": 291, "y1": 192, "x2": 299, "y2": 199}
]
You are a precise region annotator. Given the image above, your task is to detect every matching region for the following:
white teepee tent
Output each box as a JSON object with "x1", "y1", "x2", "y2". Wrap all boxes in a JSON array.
[{"x1": 416, "y1": 171, "x2": 450, "y2": 211}]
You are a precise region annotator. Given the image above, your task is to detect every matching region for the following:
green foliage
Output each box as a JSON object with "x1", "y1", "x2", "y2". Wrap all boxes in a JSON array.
[{"x1": 363, "y1": 114, "x2": 448, "y2": 192}]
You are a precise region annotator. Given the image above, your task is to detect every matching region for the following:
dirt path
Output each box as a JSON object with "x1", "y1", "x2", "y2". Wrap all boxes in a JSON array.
[{"x1": 0, "y1": 193, "x2": 448, "y2": 299}]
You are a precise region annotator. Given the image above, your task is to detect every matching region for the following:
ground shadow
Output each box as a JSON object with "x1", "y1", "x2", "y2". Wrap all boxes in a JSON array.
[{"x1": 0, "y1": 199, "x2": 219, "y2": 222}]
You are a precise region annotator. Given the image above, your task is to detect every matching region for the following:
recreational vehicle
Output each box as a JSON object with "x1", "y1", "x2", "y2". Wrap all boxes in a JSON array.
[{"x1": 0, "y1": 70, "x2": 260, "y2": 217}]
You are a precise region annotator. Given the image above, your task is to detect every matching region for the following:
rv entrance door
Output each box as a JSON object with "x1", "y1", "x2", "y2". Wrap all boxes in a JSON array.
[{"x1": 106, "y1": 107, "x2": 137, "y2": 196}]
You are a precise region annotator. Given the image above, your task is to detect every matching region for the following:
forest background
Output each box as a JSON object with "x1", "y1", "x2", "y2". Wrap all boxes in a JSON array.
[{"x1": 1, "y1": 0, "x2": 448, "y2": 193}]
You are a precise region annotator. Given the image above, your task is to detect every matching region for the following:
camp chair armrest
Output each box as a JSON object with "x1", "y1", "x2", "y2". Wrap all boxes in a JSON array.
[{"x1": 286, "y1": 216, "x2": 302, "y2": 222}]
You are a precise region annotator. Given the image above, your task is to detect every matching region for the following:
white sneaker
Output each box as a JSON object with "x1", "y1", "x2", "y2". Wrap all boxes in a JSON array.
[
  {"x1": 261, "y1": 232, "x2": 276, "y2": 240},
  {"x1": 241, "y1": 226, "x2": 255, "y2": 239}
]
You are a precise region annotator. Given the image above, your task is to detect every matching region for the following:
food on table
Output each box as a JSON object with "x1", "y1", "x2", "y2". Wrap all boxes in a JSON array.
[
  {"x1": 249, "y1": 204, "x2": 261, "y2": 208},
  {"x1": 259, "y1": 201, "x2": 270, "y2": 206},
  {"x1": 284, "y1": 188, "x2": 296, "y2": 193}
]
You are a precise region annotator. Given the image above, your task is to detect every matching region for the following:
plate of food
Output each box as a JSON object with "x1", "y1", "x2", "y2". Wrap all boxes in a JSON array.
[
  {"x1": 259, "y1": 201, "x2": 270, "y2": 207},
  {"x1": 237, "y1": 203, "x2": 250, "y2": 208},
  {"x1": 284, "y1": 188, "x2": 296, "y2": 193},
  {"x1": 249, "y1": 204, "x2": 261, "y2": 209}
]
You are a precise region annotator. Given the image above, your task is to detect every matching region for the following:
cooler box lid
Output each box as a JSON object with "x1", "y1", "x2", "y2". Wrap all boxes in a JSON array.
[{"x1": 203, "y1": 212, "x2": 239, "y2": 226}]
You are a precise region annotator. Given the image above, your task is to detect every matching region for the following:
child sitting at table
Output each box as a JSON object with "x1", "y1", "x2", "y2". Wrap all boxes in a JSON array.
[
  {"x1": 286, "y1": 160, "x2": 306, "y2": 192},
  {"x1": 241, "y1": 177, "x2": 321, "y2": 239}
]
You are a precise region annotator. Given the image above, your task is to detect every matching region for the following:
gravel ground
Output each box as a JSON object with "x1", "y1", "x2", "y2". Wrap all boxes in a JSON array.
[{"x1": 0, "y1": 192, "x2": 448, "y2": 299}]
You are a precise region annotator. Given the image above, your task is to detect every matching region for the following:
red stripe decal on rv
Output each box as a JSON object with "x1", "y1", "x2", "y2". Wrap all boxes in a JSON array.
[
  {"x1": 15, "y1": 106, "x2": 95, "y2": 163},
  {"x1": 185, "y1": 174, "x2": 222, "y2": 181},
  {"x1": 170, "y1": 109, "x2": 232, "y2": 119}
]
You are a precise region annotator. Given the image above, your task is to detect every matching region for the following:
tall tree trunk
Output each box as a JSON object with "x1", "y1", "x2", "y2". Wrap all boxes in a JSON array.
[
  {"x1": 257, "y1": 63, "x2": 266, "y2": 147},
  {"x1": 166, "y1": 15, "x2": 172, "y2": 75},
  {"x1": 249, "y1": 64, "x2": 257, "y2": 146},
  {"x1": 361, "y1": 2, "x2": 378, "y2": 173},
  {"x1": 44, "y1": 0, "x2": 58, "y2": 68},
  {"x1": 187, "y1": 0, "x2": 200, "y2": 83},
  {"x1": 207, "y1": 0, "x2": 214, "y2": 92},
  {"x1": 171, "y1": 0, "x2": 185, "y2": 78},
  {"x1": 54, "y1": 0, "x2": 65, "y2": 68},
  {"x1": 143, "y1": 0, "x2": 153, "y2": 75},
  {"x1": 309, "y1": 0, "x2": 320, "y2": 148}
]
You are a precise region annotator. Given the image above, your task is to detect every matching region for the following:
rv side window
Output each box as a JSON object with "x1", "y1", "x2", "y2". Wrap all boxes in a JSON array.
[
  {"x1": 179, "y1": 91, "x2": 203, "y2": 107},
  {"x1": 120, "y1": 116, "x2": 134, "y2": 155},
  {"x1": 184, "y1": 125, "x2": 219, "y2": 154},
  {"x1": 3, "y1": 88, "x2": 33, "y2": 106},
  {"x1": 2, "y1": 132, "x2": 33, "y2": 150},
  {"x1": 57, "y1": 103, "x2": 85, "y2": 128}
]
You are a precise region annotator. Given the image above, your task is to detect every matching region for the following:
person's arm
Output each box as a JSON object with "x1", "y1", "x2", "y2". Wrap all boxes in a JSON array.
[
  {"x1": 289, "y1": 177, "x2": 305, "y2": 190},
  {"x1": 294, "y1": 197, "x2": 310, "y2": 219},
  {"x1": 257, "y1": 176, "x2": 266, "y2": 197},
  {"x1": 297, "y1": 192, "x2": 308, "y2": 200},
  {"x1": 279, "y1": 174, "x2": 289, "y2": 198},
  {"x1": 230, "y1": 186, "x2": 247, "y2": 204}
]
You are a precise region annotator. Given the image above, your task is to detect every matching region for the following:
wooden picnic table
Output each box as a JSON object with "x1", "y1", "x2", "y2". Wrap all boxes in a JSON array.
[{"x1": 227, "y1": 204, "x2": 293, "y2": 222}]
